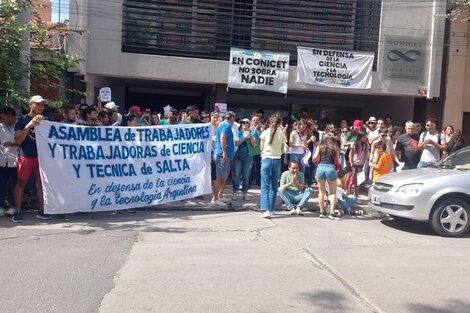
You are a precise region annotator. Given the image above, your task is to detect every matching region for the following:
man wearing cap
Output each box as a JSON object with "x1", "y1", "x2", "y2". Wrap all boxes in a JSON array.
[
  {"x1": 12, "y1": 95, "x2": 50, "y2": 222},
  {"x1": 212, "y1": 111, "x2": 236, "y2": 206}
]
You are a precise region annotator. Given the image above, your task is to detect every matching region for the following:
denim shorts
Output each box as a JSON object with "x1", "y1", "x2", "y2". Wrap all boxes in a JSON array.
[
  {"x1": 214, "y1": 155, "x2": 231, "y2": 180},
  {"x1": 315, "y1": 163, "x2": 337, "y2": 181}
]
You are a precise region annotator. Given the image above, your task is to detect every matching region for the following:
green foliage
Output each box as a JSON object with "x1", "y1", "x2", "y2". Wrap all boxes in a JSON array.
[
  {"x1": 448, "y1": 0, "x2": 470, "y2": 21},
  {"x1": 0, "y1": 0, "x2": 84, "y2": 108}
]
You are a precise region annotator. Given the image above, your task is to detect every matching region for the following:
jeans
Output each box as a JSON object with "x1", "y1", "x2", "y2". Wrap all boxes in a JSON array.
[
  {"x1": 417, "y1": 161, "x2": 435, "y2": 168},
  {"x1": 336, "y1": 195, "x2": 357, "y2": 213},
  {"x1": 0, "y1": 166, "x2": 17, "y2": 206},
  {"x1": 289, "y1": 153, "x2": 305, "y2": 175},
  {"x1": 278, "y1": 187, "x2": 312, "y2": 209},
  {"x1": 250, "y1": 154, "x2": 261, "y2": 186},
  {"x1": 233, "y1": 155, "x2": 254, "y2": 193},
  {"x1": 260, "y1": 158, "x2": 281, "y2": 212}
]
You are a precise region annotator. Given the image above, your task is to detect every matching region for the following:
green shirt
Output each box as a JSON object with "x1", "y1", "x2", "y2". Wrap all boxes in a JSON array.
[{"x1": 280, "y1": 171, "x2": 305, "y2": 195}]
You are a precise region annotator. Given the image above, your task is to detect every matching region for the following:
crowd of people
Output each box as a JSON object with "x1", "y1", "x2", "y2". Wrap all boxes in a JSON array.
[{"x1": 0, "y1": 95, "x2": 467, "y2": 223}]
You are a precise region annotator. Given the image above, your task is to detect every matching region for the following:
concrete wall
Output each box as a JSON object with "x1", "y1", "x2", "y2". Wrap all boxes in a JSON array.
[
  {"x1": 69, "y1": 0, "x2": 447, "y2": 99},
  {"x1": 443, "y1": 20, "x2": 470, "y2": 130}
]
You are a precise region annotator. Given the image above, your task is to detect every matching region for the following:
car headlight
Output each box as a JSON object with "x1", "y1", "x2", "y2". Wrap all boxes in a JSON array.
[{"x1": 396, "y1": 183, "x2": 423, "y2": 195}]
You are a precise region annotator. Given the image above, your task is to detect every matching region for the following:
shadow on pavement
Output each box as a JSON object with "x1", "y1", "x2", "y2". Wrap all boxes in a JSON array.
[
  {"x1": 299, "y1": 290, "x2": 348, "y2": 312},
  {"x1": 407, "y1": 299, "x2": 470, "y2": 313},
  {"x1": 380, "y1": 218, "x2": 470, "y2": 238}
]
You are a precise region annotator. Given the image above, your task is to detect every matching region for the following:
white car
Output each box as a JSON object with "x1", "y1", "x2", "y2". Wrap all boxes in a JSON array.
[{"x1": 369, "y1": 146, "x2": 470, "y2": 237}]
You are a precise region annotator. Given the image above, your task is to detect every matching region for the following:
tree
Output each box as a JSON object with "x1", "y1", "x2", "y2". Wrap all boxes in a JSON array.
[
  {"x1": 0, "y1": 0, "x2": 84, "y2": 108},
  {"x1": 448, "y1": 0, "x2": 470, "y2": 21}
]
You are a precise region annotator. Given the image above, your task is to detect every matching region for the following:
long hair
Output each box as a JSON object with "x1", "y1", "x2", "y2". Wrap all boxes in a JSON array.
[
  {"x1": 269, "y1": 114, "x2": 282, "y2": 145},
  {"x1": 296, "y1": 119, "x2": 308, "y2": 136},
  {"x1": 354, "y1": 132, "x2": 368, "y2": 153},
  {"x1": 319, "y1": 136, "x2": 338, "y2": 155}
]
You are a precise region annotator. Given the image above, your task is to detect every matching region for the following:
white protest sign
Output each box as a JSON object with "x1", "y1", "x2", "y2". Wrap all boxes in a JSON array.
[
  {"x1": 99, "y1": 87, "x2": 112, "y2": 102},
  {"x1": 36, "y1": 121, "x2": 213, "y2": 214},
  {"x1": 228, "y1": 48, "x2": 290, "y2": 94},
  {"x1": 297, "y1": 46, "x2": 374, "y2": 89}
]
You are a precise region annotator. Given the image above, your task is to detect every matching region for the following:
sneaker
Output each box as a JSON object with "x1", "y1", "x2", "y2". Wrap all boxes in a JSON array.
[
  {"x1": 211, "y1": 199, "x2": 227, "y2": 207},
  {"x1": 328, "y1": 214, "x2": 340, "y2": 220},
  {"x1": 36, "y1": 211, "x2": 52, "y2": 220},
  {"x1": 126, "y1": 209, "x2": 137, "y2": 213},
  {"x1": 242, "y1": 193, "x2": 248, "y2": 201},
  {"x1": 0, "y1": 208, "x2": 4, "y2": 217},
  {"x1": 12, "y1": 213, "x2": 24, "y2": 223},
  {"x1": 231, "y1": 193, "x2": 238, "y2": 201},
  {"x1": 296, "y1": 207, "x2": 304, "y2": 216},
  {"x1": 289, "y1": 208, "x2": 296, "y2": 215},
  {"x1": 5, "y1": 207, "x2": 16, "y2": 216},
  {"x1": 260, "y1": 211, "x2": 271, "y2": 218},
  {"x1": 319, "y1": 212, "x2": 327, "y2": 218}
]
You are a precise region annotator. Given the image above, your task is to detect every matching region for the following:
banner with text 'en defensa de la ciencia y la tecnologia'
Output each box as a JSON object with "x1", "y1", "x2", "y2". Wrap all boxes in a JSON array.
[
  {"x1": 36, "y1": 121, "x2": 213, "y2": 214},
  {"x1": 297, "y1": 46, "x2": 374, "y2": 89}
]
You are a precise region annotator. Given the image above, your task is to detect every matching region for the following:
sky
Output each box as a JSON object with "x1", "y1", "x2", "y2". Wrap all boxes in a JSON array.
[{"x1": 51, "y1": 0, "x2": 69, "y2": 23}]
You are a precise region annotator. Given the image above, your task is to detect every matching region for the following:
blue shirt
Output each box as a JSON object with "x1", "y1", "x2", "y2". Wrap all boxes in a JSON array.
[
  {"x1": 15, "y1": 115, "x2": 38, "y2": 158},
  {"x1": 214, "y1": 121, "x2": 235, "y2": 159}
]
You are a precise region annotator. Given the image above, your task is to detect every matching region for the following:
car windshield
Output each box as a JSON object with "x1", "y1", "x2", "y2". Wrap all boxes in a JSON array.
[{"x1": 435, "y1": 147, "x2": 470, "y2": 170}]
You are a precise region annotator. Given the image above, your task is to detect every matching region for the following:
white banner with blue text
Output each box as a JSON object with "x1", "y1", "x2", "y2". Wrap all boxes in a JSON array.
[
  {"x1": 297, "y1": 46, "x2": 374, "y2": 89},
  {"x1": 36, "y1": 121, "x2": 213, "y2": 214},
  {"x1": 228, "y1": 48, "x2": 290, "y2": 94}
]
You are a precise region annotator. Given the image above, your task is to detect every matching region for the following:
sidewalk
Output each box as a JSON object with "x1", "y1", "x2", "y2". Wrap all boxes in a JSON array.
[{"x1": 157, "y1": 184, "x2": 371, "y2": 214}]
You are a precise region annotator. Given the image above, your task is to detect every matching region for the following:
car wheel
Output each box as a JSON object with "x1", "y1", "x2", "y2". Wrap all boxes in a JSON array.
[{"x1": 431, "y1": 198, "x2": 470, "y2": 237}]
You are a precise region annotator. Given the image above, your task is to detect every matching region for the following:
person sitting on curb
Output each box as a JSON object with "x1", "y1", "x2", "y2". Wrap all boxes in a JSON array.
[
  {"x1": 278, "y1": 160, "x2": 312, "y2": 216},
  {"x1": 326, "y1": 181, "x2": 362, "y2": 216}
]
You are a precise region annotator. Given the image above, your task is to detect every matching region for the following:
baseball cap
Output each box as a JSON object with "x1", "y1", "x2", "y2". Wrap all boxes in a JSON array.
[
  {"x1": 368, "y1": 116, "x2": 377, "y2": 123},
  {"x1": 353, "y1": 120, "x2": 363, "y2": 130},
  {"x1": 104, "y1": 101, "x2": 119, "y2": 112},
  {"x1": 129, "y1": 106, "x2": 142, "y2": 116},
  {"x1": 29, "y1": 95, "x2": 47, "y2": 104},
  {"x1": 241, "y1": 118, "x2": 251, "y2": 123}
]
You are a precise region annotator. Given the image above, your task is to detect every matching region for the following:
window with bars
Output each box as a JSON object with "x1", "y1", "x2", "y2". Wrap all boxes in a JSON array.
[{"x1": 122, "y1": 0, "x2": 382, "y2": 68}]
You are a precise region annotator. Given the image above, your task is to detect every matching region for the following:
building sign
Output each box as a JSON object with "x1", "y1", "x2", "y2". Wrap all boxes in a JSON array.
[
  {"x1": 36, "y1": 121, "x2": 213, "y2": 214},
  {"x1": 297, "y1": 46, "x2": 374, "y2": 89},
  {"x1": 228, "y1": 48, "x2": 290, "y2": 94},
  {"x1": 382, "y1": 36, "x2": 427, "y2": 83}
]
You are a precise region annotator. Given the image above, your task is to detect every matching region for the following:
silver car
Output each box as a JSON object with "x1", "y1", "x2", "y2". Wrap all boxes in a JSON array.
[{"x1": 369, "y1": 146, "x2": 470, "y2": 237}]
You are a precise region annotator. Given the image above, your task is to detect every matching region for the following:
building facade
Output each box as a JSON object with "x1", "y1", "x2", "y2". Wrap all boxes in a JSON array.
[{"x1": 70, "y1": 0, "x2": 447, "y2": 124}]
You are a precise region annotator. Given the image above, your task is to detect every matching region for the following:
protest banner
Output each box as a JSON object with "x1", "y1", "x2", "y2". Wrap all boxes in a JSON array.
[
  {"x1": 35, "y1": 121, "x2": 213, "y2": 214},
  {"x1": 228, "y1": 48, "x2": 290, "y2": 94},
  {"x1": 297, "y1": 46, "x2": 374, "y2": 89}
]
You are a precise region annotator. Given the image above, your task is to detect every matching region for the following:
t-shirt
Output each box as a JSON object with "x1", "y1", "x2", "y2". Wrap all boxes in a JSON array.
[
  {"x1": 395, "y1": 134, "x2": 420, "y2": 170},
  {"x1": 280, "y1": 171, "x2": 305, "y2": 195},
  {"x1": 214, "y1": 121, "x2": 235, "y2": 159},
  {"x1": 159, "y1": 119, "x2": 169, "y2": 125},
  {"x1": 260, "y1": 128, "x2": 287, "y2": 159},
  {"x1": 289, "y1": 131, "x2": 305, "y2": 154},
  {"x1": 0, "y1": 122, "x2": 19, "y2": 167},
  {"x1": 15, "y1": 115, "x2": 38, "y2": 158},
  {"x1": 235, "y1": 131, "x2": 249, "y2": 157},
  {"x1": 373, "y1": 152, "x2": 393, "y2": 181},
  {"x1": 419, "y1": 131, "x2": 446, "y2": 163},
  {"x1": 247, "y1": 127, "x2": 261, "y2": 156}
]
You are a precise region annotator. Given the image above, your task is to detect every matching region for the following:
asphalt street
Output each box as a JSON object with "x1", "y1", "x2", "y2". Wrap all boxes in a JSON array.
[{"x1": 1, "y1": 203, "x2": 469, "y2": 313}]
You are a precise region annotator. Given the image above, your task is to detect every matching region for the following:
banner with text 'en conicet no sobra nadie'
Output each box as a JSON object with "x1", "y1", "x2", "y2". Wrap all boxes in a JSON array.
[
  {"x1": 36, "y1": 121, "x2": 213, "y2": 214},
  {"x1": 297, "y1": 46, "x2": 374, "y2": 89},
  {"x1": 228, "y1": 48, "x2": 290, "y2": 94}
]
